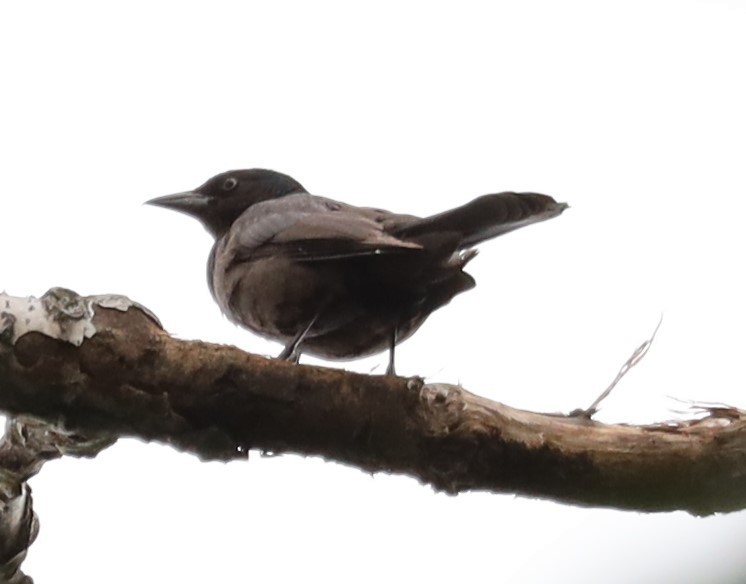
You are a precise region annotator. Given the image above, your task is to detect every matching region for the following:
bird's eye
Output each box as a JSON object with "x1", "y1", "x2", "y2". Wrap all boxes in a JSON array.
[{"x1": 223, "y1": 177, "x2": 238, "y2": 191}]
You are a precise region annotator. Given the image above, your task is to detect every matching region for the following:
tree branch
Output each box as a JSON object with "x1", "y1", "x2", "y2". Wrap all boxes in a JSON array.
[
  {"x1": 1, "y1": 290, "x2": 745, "y2": 539},
  {"x1": 0, "y1": 415, "x2": 114, "y2": 583}
]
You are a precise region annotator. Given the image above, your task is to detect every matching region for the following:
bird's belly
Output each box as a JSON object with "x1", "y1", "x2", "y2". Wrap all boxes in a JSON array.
[
  {"x1": 218, "y1": 257, "x2": 344, "y2": 339},
  {"x1": 213, "y1": 255, "x2": 473, "y2": 359}
]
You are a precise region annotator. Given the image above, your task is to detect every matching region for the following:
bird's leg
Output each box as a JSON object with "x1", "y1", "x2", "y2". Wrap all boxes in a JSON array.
[
  {"x1": 277, "y1": 343, "x2": 302, "y2": 364},
  {"x1": 277, "y1": 313, "x2": 319, "y2": 363},
  {"x1": 386, "y1": 327, "x2": 398, "y2": 376}
]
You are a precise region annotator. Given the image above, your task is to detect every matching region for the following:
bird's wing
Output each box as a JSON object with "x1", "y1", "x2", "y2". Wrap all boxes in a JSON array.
[{"x1": 230, "y1": 196, "x2": 422, "y2": 262}]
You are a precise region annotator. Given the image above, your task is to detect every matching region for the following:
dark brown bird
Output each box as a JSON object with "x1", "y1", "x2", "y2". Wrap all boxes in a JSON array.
[{"x1": 147, "y1": 169, "x2": 567, "y2": 374}]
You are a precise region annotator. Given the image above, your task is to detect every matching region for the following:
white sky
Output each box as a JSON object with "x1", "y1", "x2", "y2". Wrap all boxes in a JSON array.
[{"x1": 2, "y1": 0, "x2": 746, "y2": 582}]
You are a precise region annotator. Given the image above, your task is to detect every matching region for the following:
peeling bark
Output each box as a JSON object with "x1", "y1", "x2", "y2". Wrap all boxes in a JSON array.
[{"x1": 2, "y1": 288, "x2": 746, "y2": 579}]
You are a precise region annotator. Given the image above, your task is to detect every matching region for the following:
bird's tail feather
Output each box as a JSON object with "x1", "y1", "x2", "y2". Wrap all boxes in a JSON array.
[{"x1": 394, "y1": 192, "x2": 568, "y2": 249}]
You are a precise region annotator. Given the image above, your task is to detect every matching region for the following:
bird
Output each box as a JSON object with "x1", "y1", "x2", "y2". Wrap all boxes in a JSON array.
[{"x1": 147, "y1": 169, "x2": 567, "y2": 375}]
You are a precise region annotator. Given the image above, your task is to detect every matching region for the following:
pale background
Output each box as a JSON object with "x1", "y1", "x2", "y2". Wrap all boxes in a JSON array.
[{"x1": 2, "y1": 1, "x2": 746, "y2": 582}]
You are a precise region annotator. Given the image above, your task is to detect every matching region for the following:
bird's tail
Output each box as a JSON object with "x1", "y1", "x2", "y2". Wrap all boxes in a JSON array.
[{"x1": 394, "y1": 192, "x2": 568, "y2": 249}]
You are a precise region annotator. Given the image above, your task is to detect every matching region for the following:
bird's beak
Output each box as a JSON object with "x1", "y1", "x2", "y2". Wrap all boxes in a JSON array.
[{"x1": 145, "y1": 191, "x2": 209, "y2": 215}]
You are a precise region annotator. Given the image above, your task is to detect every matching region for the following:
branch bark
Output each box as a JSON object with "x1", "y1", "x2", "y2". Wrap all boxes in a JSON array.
[{"x1": 1, "y1": 289, "x2": 745, "y2": 564}]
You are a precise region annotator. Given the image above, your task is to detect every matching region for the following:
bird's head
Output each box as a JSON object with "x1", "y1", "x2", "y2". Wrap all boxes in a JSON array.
[{"x1": 146, "y1": 169, "x2": 306, "y2": 237}]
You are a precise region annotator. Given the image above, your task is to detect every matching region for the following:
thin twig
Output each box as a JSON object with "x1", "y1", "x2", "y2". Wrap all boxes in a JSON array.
[{"x1": 574, "y1": 314, "x2": 663, "y2": 418}]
